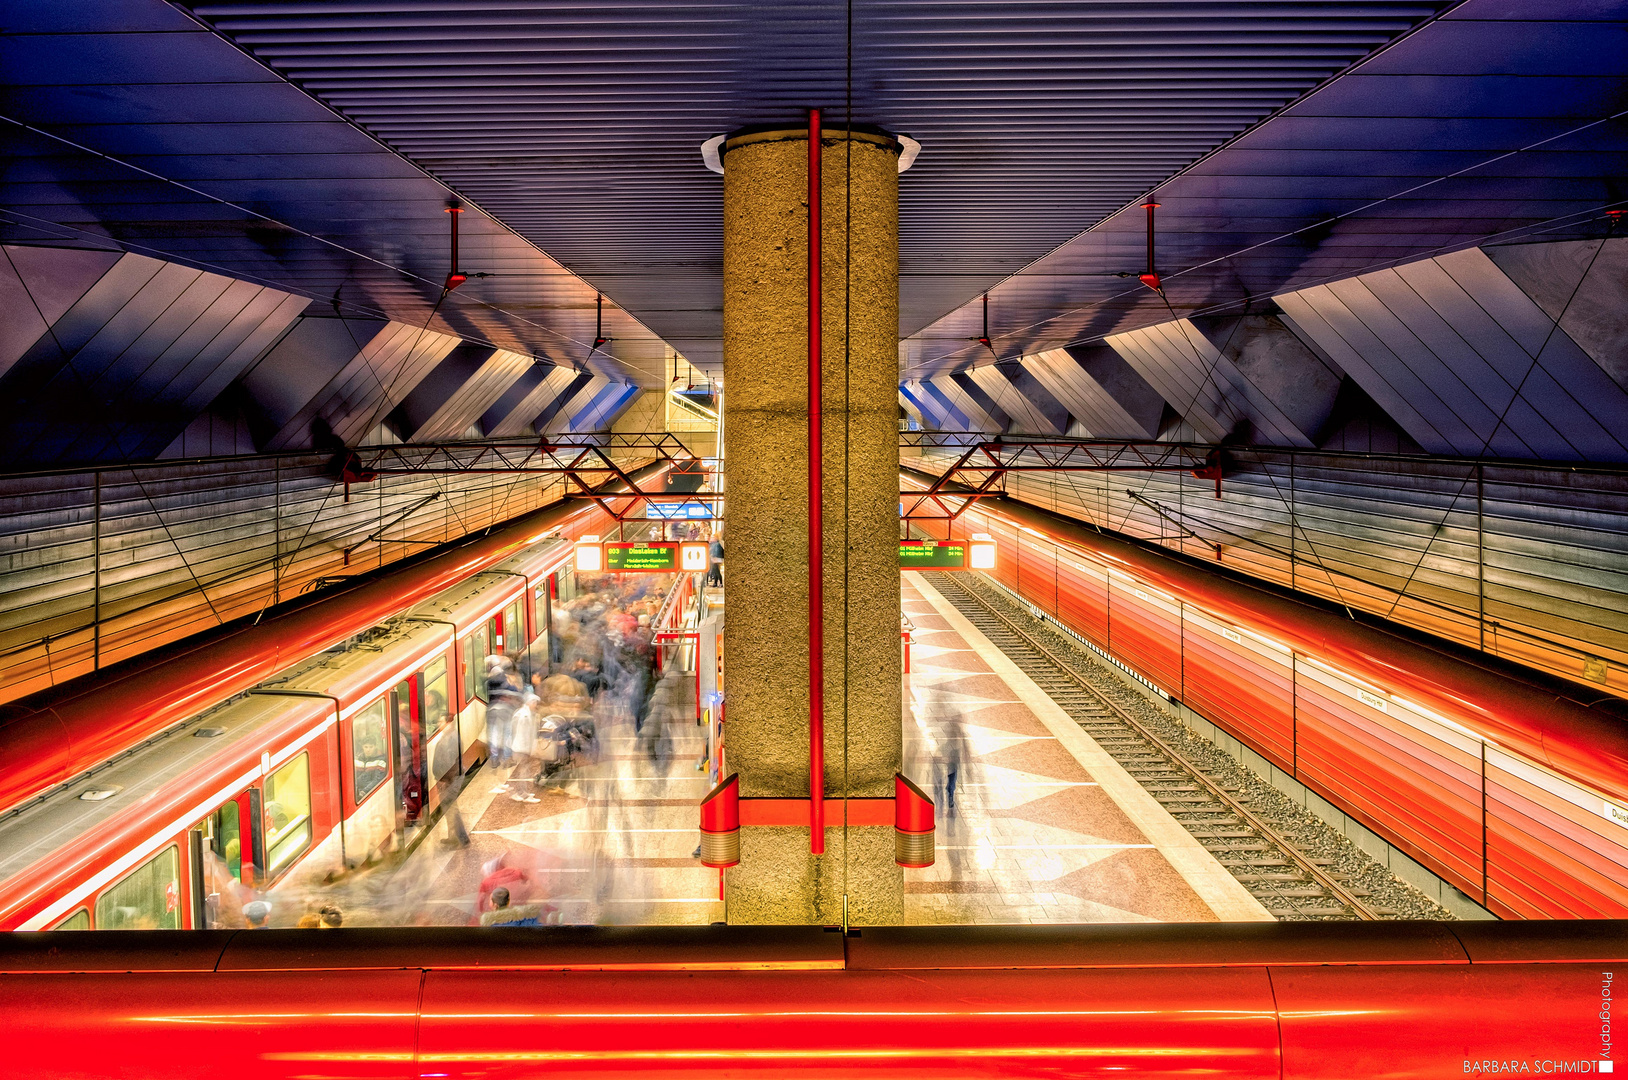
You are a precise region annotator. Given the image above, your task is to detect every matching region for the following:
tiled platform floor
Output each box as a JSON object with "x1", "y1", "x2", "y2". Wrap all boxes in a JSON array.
[
  {"x1": 389, "y1": 575, "x2": 1268, "y2": 927},
  {"x1": 395, "y1": 669, "x2": 725, "y2": 926},
  {"x1": 901, "y1": 571, "x2": 1271, "y2": 924}
]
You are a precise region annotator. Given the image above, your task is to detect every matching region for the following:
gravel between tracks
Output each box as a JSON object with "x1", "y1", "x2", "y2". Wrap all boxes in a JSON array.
[{"x1": 953, "y1": 571, "x2": 1455, "y2": 922}]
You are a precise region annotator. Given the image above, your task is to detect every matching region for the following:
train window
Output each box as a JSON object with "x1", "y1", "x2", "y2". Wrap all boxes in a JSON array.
[
  {"x1": 504, "y1": 598, "x2": 526, "y2": 647},
  {"x1": 53, "y1": 909, "x2": 90, "y2": 931},
  {"x1": 95, "y1": 845, "x2": 181, "y2": 930},
  {"x1": 423, "y1": 658, "x2": 451, "y2": 733},
  {"x1": 264, "y1": 753, "x2": 312, "y2": 877},
  {"x1": 205, "y1": 799, "x2": 244, "y2": 882},
  {"x1": 351, "y1": 699, "x2": 389, "y2": 803},
  {"x1": 463, "y1": 625, "x2": 491, "y2": 705}
]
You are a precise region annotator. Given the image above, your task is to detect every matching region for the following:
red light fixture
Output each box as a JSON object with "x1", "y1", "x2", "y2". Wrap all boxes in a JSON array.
[
  {"x1": 443, "y1": 206, "x2": 467, "y2": 291},
  {"x1": 1139, "y1": 201, "x2": 1163, "y2": 293}
]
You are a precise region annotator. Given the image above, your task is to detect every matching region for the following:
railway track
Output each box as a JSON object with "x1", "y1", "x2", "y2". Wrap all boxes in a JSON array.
[{"x1": 923, "y1": 571, "x2": 1386, "y2": 921}]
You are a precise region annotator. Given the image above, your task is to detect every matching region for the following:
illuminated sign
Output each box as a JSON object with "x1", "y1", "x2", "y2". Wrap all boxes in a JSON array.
[
  {"x1": 604, "y1": 542, "x2": 681, "y2": 572},
  {"x1": 899, "y1": 540, "x2": 968, "y2": 569},
  {"x1": 645, "y1": 502, "x2": 715, "y2": 519},
  {"x1": 574, "y1": 535, "x2": 603, "y2": 572},
  {"x1": 680, "y1": 542, "x2": 709, "y2": 571}
]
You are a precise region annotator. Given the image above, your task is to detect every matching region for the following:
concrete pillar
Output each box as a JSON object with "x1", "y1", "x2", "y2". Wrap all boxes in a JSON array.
[{"x1": 721, "y1": 125, "x2": 903, "y2": 925}]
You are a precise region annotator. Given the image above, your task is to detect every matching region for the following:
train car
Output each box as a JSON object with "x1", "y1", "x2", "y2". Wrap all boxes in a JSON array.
[
  {"x1": 0, "y1": 462, "x2": 672, "y2": 820},
  {"x1": 924, "y1": 480, "x2": 1628, "y2": 919},
  {"x1": 0, "y1": 525, "x2": 595, "y2": 931}
]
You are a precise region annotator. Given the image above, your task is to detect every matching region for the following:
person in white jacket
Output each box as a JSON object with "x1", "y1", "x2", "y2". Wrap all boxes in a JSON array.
[{"x1": 505, "y1": 693, "x2": 541, "y2": 803}]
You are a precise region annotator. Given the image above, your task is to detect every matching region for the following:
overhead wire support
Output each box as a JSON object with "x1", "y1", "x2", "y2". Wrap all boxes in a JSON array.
[{"x1": 899, "y1": 438, "x2": 1223, "y2": 525}]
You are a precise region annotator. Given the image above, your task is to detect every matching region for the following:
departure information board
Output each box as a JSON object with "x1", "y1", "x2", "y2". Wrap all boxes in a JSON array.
[
  {"x1": 605, "y1": 542, "x2": 680, "y2": 572},
  {"x1": 898, "y1": 540, "x2": 968, "y2": 569}
]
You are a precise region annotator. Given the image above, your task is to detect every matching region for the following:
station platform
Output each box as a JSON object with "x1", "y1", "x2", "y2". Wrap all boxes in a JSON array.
[
  {"x1": 902, "y1": 572, "x2": 1270, "y2": 924},
  {"x1": 328, "y1": 573, "x2": 1270, "y2": 927},
  {"x1": 388, "y1": 669, "x2": 724, "y2": 927}
]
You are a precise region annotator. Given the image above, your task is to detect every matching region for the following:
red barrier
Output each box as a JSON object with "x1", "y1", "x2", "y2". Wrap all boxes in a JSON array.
[{"x1": 0, "y1": 923, "x2": 1618, "y2": 1079}]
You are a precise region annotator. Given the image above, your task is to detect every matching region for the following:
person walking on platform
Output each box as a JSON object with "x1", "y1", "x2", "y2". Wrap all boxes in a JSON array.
[
  {"x1": 706, "y1": 532, "x2": 725, "y2": 587},
  {"x1": 485, "y1": 655, "x2": 521, "y2": 777}
]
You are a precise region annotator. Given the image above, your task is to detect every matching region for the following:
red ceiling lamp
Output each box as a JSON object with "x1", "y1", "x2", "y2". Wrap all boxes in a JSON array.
[
  {"x1": 588, "y1": 293, "x2": 610, "y2": 357},
  {"x1": 1139, "y1": 200, "x2": 1163, "y2": 293},
  {"x1": 443, "y1": 205, "x2": 467, "y2": 291}
]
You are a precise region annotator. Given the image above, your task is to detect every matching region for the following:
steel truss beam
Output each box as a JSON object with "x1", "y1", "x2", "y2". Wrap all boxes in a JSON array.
[
  {"x1": 900, "y1": 436, "x2": 1222, "y2": 525},
  {"x1": 334, "y1": 432, "x2": 710, "y2": 521}
]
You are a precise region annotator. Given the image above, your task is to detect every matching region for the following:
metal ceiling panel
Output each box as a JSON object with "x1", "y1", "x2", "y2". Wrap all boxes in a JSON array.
[
  {"x1": 1485, "y1": 238, "x2": 1628, "y2": 394},
  {"x1": 484, "y1": 364, "x2": 579, "y2": 438},
  {"x1": 0, "y1": 250, "x2": 309, "y2": 466},
  {"x1": 402, "y1": 346, "x2": 534, "y2": 442},
  {"x1": 1275, "y1": 246, "x2": 1628, "y2": 461},
  {"x1": 0, "y1": 246, "x2": 123, "y2": 374},
  {"x1": 2, "y1": 0, "x2": 1454, "y2": 381},
  {"x1": 916, "y1": 379, "x2": 973, "y2": 431},
  {"x1": 1105, "y1": 316, "x2": 1336, "y2": 447},
  {"x1": 929, "y1": 374, "x2": 1002, "y2": 432},
  {"x1": 0, "y1": 2, "x2": 675, "y2": 395},
  {"x1": 571, "y1": 384, "x2": 643, "y2": 433},
  {"x1": 901, "y1": 380, "x2": 955, "y2": 431},
  {"x1": 966, "y1": 365, "x2": 1063, "y2": 436},
  {"x1": 907, "y1": 0, "x2": 1628, "y2": 398},
  {"x1": 538, "y1": 372, "x2": 604, "y2": 435},
  {"x1": 260, "y1": 319, "x2": 460, "y2": 450}
]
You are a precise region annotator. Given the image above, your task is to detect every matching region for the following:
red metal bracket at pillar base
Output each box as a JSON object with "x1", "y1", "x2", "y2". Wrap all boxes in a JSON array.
[
  {"x1": 738, "y1": 797, "x2": 895, "y2": 828},
  {"x1": 895, "y1": 774, "x2": 935, "y2": 867},
  {"x1": 699, "y1": 773, "x2": 740, "y2": 868}
]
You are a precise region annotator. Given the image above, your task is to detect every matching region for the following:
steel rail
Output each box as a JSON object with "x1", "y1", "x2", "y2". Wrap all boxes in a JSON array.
[{"x1": 925, "y1": 571, "x2": 1381, "y2": 922}]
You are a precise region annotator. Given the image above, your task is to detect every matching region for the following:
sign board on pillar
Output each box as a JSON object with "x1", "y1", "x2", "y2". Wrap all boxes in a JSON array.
[{"x1": 604, "y1": 541, "x2": 681, "y2": 572}]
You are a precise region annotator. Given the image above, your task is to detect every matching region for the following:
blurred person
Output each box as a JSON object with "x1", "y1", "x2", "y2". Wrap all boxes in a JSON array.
[
  {"x1": 485, "y1": 655, "x2": 520, "y2": 776},
  {"x1": 479, "y1": 886, "x2": 547, "y2": 927},
  {"x1": 707, "y1": 533, "x2": 724, "y2": 587},
  {"x1": 297, "y1": 912, "x2": 322, "y2": 929},
  {"x1": 319, "y1": 906, "x2": 343, "y2": 929},
  {"x1": 243, "y1": 900, "x2": 271, "y2": 929},
  {"x1": 354, "y1": 735, "x2": 388, "y2": 798},
  {"x1": 507, "y1": 694, "x2": 542, "y2": 803}
]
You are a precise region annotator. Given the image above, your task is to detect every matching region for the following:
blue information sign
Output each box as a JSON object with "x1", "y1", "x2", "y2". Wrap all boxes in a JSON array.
[{"x1": 646, "y1": 502, "x2": 715, "y2": 520}]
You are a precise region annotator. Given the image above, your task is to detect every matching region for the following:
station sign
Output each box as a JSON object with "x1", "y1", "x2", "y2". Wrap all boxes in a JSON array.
[
  {"x1": 593, "y1": 540, "x2": 712, "y2": 573},
  {"x1": 899, "y1": 539, "x2": 968, "y2": 569},
  {"x1": 898, "y1": 537, "x2": 996, "y2": 571},
  {"x1": 645, "y1": 501, "x2": 716, "y2": 520},
  {"x1": 605, "y1": 542, "x2": 681, "y2": 572}
]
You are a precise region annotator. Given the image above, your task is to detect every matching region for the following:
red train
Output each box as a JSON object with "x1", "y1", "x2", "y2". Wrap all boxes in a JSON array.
[
  {"x1": 0, "y1": 493, "x2": 624, "y2": 931},
  {"x1": 0, "y1": 921, "x2": 1620, "y2": 1079},
  {"x1": 936, "y1": 485, "x2": 1628, "y2": 919}
]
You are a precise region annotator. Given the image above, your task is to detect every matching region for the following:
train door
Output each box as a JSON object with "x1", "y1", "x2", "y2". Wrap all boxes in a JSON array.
[
  {"x1": 392, "y1": 677, "x2": 423, "y2": 830},
  {"x1": 192, "y1": 788, "x2": 263, "y2": 929},
  {"x1": 459, "y1": 624, "x2": 492, "y2": 767},
  {"x1": 537, "y1": 579, "x2": 557, "y2": 672},
  {"x1": 421, "y1": 656, "x2": 459, "y2": 802}
]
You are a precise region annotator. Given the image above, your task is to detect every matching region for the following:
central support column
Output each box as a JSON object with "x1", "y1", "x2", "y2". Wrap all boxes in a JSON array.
[{"x1": 721, "y1": 123, "x2": 903, "y2": 924}]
